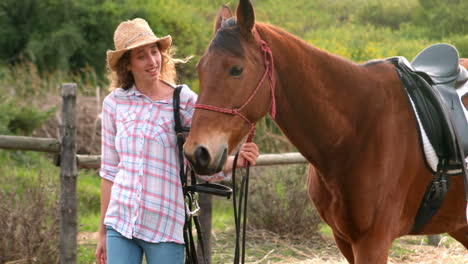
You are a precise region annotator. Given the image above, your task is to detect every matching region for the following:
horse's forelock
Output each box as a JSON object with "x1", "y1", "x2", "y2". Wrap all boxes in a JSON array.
[
  {"x1": 221, "y1": 17, "x2": 237, "y2": 29},
  {"x1": 209, "y1": 18, "x2": 244, "y2": 57}
]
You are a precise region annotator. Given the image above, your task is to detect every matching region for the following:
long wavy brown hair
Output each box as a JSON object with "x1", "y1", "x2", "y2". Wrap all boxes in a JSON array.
[{"x1": 108, "y1": 43, "x2": 189, "y2": 90}]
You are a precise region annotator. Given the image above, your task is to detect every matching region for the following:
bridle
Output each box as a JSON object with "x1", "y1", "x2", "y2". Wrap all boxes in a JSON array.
[
  {"x1": 194, "y1": 28, "x2": 276, "y2": 143},
  {"x1": 193, "y1": 28, "x2": 276, "y2": 264}
]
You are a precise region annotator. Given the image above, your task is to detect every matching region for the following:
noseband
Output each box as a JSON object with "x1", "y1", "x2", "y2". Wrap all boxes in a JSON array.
[{"x1": 194, "y1": 29, "x2": 276, "y2": 143}]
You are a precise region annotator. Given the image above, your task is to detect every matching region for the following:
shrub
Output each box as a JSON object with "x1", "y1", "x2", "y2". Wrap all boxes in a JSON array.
[
  {"x1": 356, "y1": 0, "x2": 417, "y2": 30},
  {"x1": 413, "y1": 0, "x2": 468, "y2": 38},
  {"x1": 0, "y1": 169, "x2": 59, "y2": 263},
  {"x1": 247, "y1": 164, "x2": 322, "y2": 238},
  {"x1": 0, "y1": 96, "x2": 55, "y2": 136}
]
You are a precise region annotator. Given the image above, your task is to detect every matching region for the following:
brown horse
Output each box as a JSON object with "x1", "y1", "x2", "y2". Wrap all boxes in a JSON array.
[{"x1": 183, "y1": 0, "x2": 468, "y2": 263}]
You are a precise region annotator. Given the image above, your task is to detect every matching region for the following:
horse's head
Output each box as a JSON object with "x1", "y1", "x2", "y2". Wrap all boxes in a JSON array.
[{"x1": 184, "y1": 0, "x2": 275, "y2": 175}]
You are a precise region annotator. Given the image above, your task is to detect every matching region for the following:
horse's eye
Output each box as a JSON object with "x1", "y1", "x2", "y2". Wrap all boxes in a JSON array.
[{"x1": 229, "y1": 66, "x2": 243, "y2": 77}]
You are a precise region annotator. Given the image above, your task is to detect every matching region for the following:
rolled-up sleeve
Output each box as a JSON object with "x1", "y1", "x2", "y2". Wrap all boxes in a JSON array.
[
  {"x1": 180, "y1": 85, "x2": 232, "y2": 182},
  {"x1": 100, "y1": 94, "x2": 119, "y2": 182}
]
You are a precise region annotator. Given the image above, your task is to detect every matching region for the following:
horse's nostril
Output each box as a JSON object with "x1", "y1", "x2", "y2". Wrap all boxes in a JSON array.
[{"x1": 194, "y1": 146, "x2": 211, "y2": 168}]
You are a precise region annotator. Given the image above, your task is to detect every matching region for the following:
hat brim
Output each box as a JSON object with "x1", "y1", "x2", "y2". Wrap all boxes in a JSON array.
[{"x1": 107, "y1": 35, "x2": 172, "y2": 71}]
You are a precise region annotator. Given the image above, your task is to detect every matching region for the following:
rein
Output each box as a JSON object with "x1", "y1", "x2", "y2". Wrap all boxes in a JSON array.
[
  {"x1": 194, "y1": 28, "x2": 276, "y2": 143},
  {"x1": 194, "y1": 28, "x2": 275, "y2": 264}
]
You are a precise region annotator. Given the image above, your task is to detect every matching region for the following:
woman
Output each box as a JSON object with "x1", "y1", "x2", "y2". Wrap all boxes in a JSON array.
[{"x1": 95, "y1": 18, "x2": 259, "y2": 264}]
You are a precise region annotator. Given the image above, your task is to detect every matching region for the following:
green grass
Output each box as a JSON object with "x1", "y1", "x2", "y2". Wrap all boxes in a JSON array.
[
  {"x1": 78, "y1": 244, "x2": 97, "y2": 264},
  {"x1": 212, "y1": 196, "x2": 235, "y2": 231},
  {"x1": 318, "y1": 223, "x2": 333, "y2": 238},
  {"x1": 77, "y1": 169, "x2": 101, "y2": 232}
]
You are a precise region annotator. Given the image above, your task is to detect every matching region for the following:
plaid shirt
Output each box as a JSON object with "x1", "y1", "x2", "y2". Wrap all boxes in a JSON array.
[{"x1": 100, "y1": 84, "x2": 229, "y2": 243}]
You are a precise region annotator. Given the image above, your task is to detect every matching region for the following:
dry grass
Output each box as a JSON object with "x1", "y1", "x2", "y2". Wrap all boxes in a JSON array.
[
  {"x1": 0, "y1": 170, "x2": 60, "y2": 264},
  {"x1": 207, "y1": 228, "x2": 468, "y2": 264}
]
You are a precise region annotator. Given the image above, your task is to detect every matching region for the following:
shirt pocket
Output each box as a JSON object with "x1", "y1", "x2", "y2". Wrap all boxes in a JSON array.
[
  {"x1": 116, "y1": 111, "x2": 138, "y2": 138},
  {"x1": 154, "y1": 116, "x2": 177, "y2": 148}
]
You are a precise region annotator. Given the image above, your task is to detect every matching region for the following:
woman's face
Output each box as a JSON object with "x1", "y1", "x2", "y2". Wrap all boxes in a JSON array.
[{"x1": 128, "y1": 43, "x2": 162, "y2": 82}]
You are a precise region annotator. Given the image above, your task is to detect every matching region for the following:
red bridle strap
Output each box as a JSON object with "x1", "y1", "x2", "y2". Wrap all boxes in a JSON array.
[{"x1": 194, "y1": 28, "x2": 276, "y2": 143}]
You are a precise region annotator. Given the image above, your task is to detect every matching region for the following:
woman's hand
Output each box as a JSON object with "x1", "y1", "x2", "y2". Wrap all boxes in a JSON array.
[
  {"x1": 236, "y1": 142, "x2": 260, "y2": 167},
  {"x1": 95, "y1": 231, "x2": 107, "y2": 264},
  {"x1": 223, "y1": 142, "x2": 260, "y2": 173}
]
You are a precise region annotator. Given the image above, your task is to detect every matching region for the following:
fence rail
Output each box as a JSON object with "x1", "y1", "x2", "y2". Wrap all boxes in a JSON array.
[
  {"x1": 0, "y1": 135, "x2": 60, "y2": 152},
  {"x1": 0, "y1": 135, "x2": 310, "y2": 168}
]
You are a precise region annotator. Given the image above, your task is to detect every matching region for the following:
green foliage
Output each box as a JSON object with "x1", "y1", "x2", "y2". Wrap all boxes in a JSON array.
[
  {"x1": 0, "y1": 96, "x2": 55, "y2": 136},
  {"x1": 1, "y1": 0, "x2": 145, "y2": 75},
  {"x1": 306, "y1": 24, "x2": 432, "y2": 62},
  {"x1": 1, "y1": 0, "x2": 468, "y2": 88},
  {"x1": 0, "y1": 0, "x2": 39, "y2": 63},
  {"x1": 449, "y1": 35, "x2": 468, "y2": 58},
  {"x1": 414, "y1": 0, "x2": 468, "y2": 38},
  {"x1": 356, "y1": 0, "x2": 417, "y2": 30}
]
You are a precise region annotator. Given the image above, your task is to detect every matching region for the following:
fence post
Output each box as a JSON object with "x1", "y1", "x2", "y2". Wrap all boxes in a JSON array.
[
  {"x1": 59, "y1": 83, "x2": 77, "y2": 264},
  {"x1": 197, "y1": 193, "x2": 213, "y2": 264}
]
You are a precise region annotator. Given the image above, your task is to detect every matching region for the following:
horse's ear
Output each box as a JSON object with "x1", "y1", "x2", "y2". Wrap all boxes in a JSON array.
[
  {"x1": 213, "y1": 4, "x2": 233, "y2": 35},
  {"x1": 236, "y1": 0, "x2": 255, "y2": 38}
]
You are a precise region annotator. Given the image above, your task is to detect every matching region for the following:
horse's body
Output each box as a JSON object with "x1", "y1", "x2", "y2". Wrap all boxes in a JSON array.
[{"x1": 184, "y1": 1, "x2": 468, "y2": 263}]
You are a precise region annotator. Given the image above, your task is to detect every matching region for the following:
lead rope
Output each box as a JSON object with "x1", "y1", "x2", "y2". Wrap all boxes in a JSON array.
[{"x1": 232, "y1": 130, "x2": 255, "y2": 264}]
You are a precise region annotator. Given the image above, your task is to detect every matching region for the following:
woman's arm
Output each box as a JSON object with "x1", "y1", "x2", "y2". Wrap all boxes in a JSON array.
[
  {"x1": 95, "y1": 178, "x2": 112, "y2": 264},
  {"x1": 95, "y1": 95, "x2": 119, "y2": 264},
  {"x1": 98, "y1": 178, "x2": 113, "y2": 234}
]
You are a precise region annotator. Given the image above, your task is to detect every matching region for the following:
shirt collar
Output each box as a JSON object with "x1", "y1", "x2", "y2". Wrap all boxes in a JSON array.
[{"x1": 114, "y1": 83, "x2": 185, "y2": 107}]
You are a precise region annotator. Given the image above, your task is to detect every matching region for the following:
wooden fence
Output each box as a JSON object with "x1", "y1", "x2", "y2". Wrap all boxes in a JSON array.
[{"x1": 0, "y1": 83, "x2": 440, "y2": 263}]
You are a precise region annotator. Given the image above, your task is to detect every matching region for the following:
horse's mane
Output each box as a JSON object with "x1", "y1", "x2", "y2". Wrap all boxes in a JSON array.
[{"x1": 254, "y1": 22, "x2": 381, "y2": 85}]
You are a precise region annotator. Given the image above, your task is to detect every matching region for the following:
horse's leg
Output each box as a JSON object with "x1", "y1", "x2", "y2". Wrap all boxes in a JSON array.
[
  {"x1": 333, "y1": 234, "x2": 354, "y2": 264},
  {"x1": 351, "y1": 235, "x2": 392, "y2": 264},
  {"x1": 448, "y1": 225, "x2": 468, "y2": 249}
]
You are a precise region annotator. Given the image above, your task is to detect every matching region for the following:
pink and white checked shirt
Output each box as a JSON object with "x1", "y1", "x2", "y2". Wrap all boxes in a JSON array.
[{"x1": 100, "y1": 84, "x2": 229, "y2": 244}]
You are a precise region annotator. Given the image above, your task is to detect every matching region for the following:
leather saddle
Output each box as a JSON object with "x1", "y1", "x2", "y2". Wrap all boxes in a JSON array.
[
  {"x1": 412, "y1": 44, "x2": 468, "y2": 160},
  {"x1": 390, "y1": 44, "x2": 468, "y2": 171},
  {"x1": 388, "y1": 43, "x2": 468, "y2": 232}
]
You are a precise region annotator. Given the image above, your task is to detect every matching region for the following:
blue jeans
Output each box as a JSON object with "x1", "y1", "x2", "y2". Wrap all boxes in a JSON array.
[{"x1": 106, "y1": 226, "x2": 184, "y2": 264}]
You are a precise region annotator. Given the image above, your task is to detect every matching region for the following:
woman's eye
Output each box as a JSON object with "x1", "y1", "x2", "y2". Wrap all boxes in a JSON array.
[{"x1": 229, "y1": 66, "x2": 243, "y2": 77}]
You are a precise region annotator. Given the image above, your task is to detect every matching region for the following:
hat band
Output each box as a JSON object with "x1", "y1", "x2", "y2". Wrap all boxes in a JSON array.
[{"x1": 124, "y1": 32, "x2": 155, "y2": 48}]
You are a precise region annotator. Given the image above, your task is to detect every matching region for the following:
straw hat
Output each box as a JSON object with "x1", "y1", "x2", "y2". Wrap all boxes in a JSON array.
[{"x1": 106, "y1": 18, "x2": 172, "y2": 71}]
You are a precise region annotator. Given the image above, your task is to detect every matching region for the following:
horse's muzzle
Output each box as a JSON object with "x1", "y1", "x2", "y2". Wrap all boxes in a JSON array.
[{"x1": 184, "y1": 144, "x2": 228, "y2": 175}]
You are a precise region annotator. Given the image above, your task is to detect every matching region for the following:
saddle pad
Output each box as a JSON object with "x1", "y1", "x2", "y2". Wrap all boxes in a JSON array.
[
  {"x1": 409, "y1": 86, "x2": 468, "y2": 224},
  {"x1": 409, "y1": 79, "x2": 468, "y2": 174}
]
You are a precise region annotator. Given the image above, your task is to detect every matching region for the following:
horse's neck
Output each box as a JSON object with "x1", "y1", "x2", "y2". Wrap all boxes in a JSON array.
[{"x1": 262, "y1": 25, "x2": 394, "y2": 172}]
